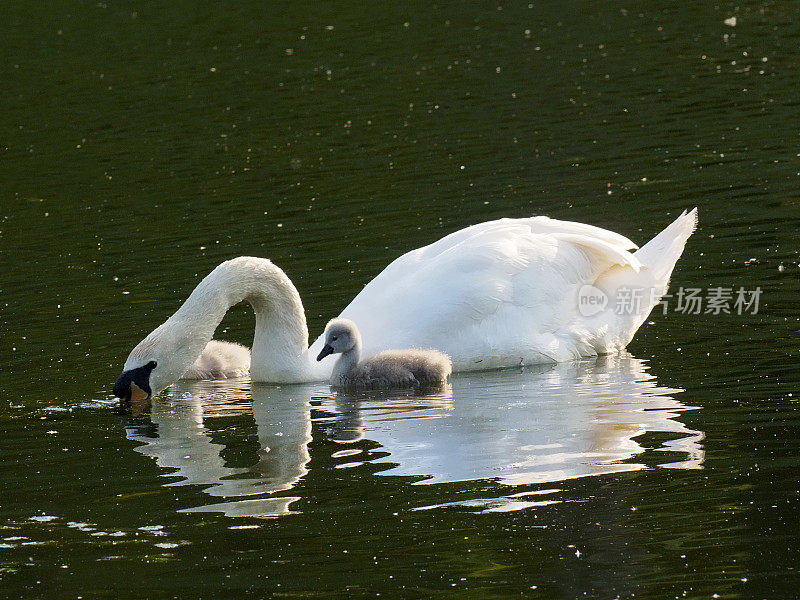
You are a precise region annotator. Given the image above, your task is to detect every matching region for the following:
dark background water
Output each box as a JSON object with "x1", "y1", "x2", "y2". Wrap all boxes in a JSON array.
[{"x1": 2, "y1": 1, "x2": 799, "y2": 598}]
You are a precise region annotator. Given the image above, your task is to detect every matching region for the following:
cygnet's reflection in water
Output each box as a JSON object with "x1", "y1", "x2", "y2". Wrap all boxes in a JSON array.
[{"x1": 121, "y1": 353, "x2": 704, "y2": 517}]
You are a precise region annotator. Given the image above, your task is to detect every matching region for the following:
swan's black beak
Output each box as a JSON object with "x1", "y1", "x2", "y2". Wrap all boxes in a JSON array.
[
  {"x1": 316, "y1": 344, "x2": 335, "y2": 361},
  {"x1": 113, "y1": 362, "x2": 156, "y2": 405}
]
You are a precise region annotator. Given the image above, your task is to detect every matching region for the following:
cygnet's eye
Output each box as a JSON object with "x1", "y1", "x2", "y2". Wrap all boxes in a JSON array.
[{"x1": 331, "y1": 336, "x2": 338, "y2": 341}]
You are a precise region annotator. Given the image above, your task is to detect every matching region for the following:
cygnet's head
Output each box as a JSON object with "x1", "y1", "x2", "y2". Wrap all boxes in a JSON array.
[{"x1": 316, "y1": 318, "x2": 360, "y2": 361}]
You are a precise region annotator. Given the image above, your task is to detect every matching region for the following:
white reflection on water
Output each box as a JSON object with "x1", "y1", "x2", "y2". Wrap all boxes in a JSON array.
[
  {"x1": 122, "y1": 381, "x2": 316, "y2": 518},
  {"x1": 122, "y1": 353, "x2": 703, "y2": 517}
]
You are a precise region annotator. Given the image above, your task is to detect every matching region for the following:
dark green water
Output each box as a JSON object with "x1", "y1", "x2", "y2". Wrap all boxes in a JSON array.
[{"x1": 2, "y1": 1, "x2": 799, "y2": 598}]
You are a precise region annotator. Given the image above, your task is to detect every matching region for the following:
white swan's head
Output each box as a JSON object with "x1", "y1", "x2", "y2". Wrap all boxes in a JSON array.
[
  {"x1": 113, "y1": 359, "x2": 157, "y2": 405},
  {"x1": 316, "y1": 318, "x2": 361, "y2": 361},
  {"x1": 114, "y1": 322, "x2": 207, "y2": 404}
]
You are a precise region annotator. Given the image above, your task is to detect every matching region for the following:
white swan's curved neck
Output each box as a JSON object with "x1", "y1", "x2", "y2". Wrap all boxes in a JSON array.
[{"x1": 171, "y1": 257, "x2": 311, "y2": 382}]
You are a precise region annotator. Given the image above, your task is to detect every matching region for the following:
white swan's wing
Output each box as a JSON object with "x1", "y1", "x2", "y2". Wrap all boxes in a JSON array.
[{"x1": 309, "y1": 217, "x2": 646, "y2": 370}]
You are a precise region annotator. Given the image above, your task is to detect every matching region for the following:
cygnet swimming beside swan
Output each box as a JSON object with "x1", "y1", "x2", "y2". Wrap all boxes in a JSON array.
[
  {"x1": 182, "y1": 340, "x2": 251, "y2": 380},
  {"x1": 316, "y1": 319, "x2": 452, "y2": 388}
]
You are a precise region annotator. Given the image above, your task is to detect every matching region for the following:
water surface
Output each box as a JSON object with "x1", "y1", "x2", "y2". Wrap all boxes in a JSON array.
[{"x1": 2, "y1": 1, "x2": 799, "y2": 598}]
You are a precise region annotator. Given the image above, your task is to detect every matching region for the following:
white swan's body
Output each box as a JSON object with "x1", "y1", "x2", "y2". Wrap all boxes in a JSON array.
[
  {"x1": 115, "y1": 210, "x2": 697, "y2": 397},
  {"x1": 317, "y1": 318, "x2": 452, "y2": 388},
  {"x1": 308, "y1": 209, "x2": 697, "y2": 369}
]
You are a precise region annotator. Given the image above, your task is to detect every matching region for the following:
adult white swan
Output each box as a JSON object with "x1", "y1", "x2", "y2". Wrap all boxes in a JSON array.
[{"x1": 113, "y1": 210, "x2": 697, "y2": 402}]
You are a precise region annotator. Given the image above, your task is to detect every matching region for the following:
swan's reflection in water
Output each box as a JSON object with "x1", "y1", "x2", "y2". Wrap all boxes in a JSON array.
[
  {"x1": 122, "y1": 354, "x2": 704, "y2": 517},
  {"x1": 123, "y1": 380, "x2": 316, "y2": 517}
]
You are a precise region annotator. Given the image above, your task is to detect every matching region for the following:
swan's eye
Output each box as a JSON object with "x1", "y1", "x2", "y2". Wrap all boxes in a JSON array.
[{"x1": 147, "y1": 361, "x2": 157, "y2": 369}]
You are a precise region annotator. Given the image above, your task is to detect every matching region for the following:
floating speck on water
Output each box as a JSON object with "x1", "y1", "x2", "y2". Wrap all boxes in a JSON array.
[{"x1": 724, "y1": 16, "x2": 737, "y2": 27}]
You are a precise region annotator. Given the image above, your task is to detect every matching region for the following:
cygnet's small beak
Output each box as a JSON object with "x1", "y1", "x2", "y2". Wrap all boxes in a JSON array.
[{"x1": 316, "y1": 344, "x2": 335, "y2": 361}]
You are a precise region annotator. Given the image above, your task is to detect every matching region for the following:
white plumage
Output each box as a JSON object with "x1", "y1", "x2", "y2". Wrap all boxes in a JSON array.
[
  {"x1": 308, "y1": 209, "x2": 697, "y2": 369},
  {"x1": 182, "y1": 340, "x2": 251, "y2": 380},
  {"x1": 115, "y1": 210, "x2": 697, "y2": 396}
]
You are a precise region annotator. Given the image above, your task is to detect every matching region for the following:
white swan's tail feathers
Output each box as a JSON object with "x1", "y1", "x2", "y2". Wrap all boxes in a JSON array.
[
  {"x1": 633, "y1": 208, "x2": 698, "y2": 284},
  {"x1": 591, "y1": 209, "x2": 697, "y2": 349}
]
